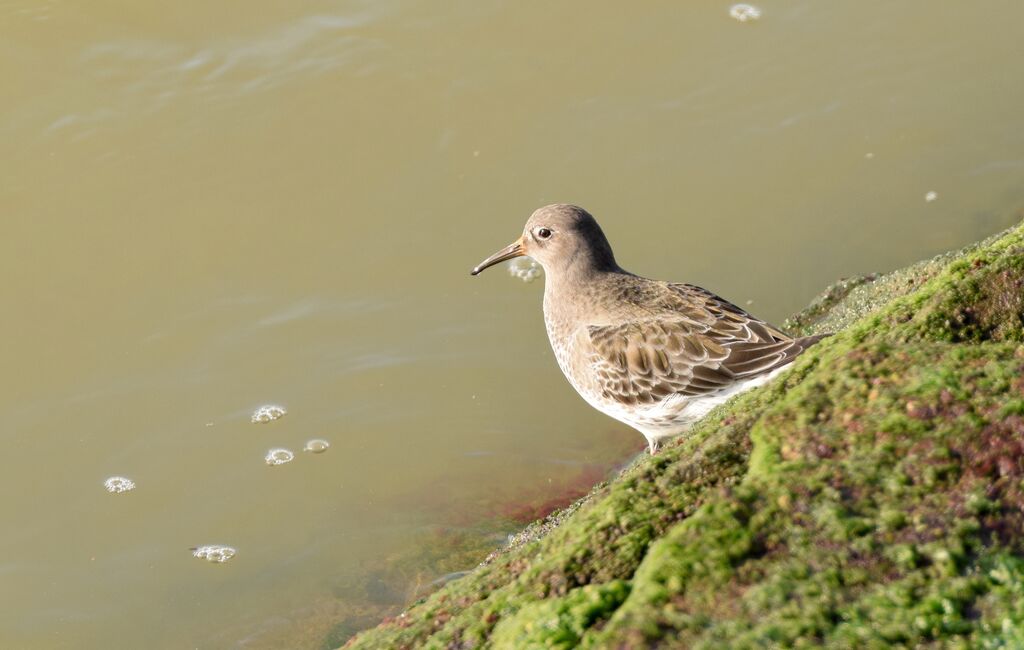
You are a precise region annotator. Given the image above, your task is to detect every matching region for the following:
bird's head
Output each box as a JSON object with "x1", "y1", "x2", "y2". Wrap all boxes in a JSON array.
[{"x1": 470, "y1": 204, "x2": 618, "y2": 278}]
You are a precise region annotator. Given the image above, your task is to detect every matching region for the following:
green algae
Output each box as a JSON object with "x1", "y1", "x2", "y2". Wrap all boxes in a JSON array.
[
  {"x1": 343, "y1": 219, "x2": 1024, "y2": 649},
  {"x1": 489, "y1": 580, "x2": 631, "y2": 649}
]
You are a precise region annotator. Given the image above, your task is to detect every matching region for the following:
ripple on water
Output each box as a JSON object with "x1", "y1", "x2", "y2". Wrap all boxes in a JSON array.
[
  {"x1": 303, "y1": 439, "x2": 330, "y2": 454},
  {"x1": 507, "y1": 258, "x2": 542, "y2": 283},
  {"x1": 265, "y1": 448, "x2": 295, "y2": 465},
  {"x1": 192, "y1": 545, "x2": 237, "y2": 563},
  {"x1": 251, "y1": 404, "x2": 287, "y2": 423},
  {"x1": 729, "y1": 4, "x2": 762, "y2": 22},
  {"x1": 103, "y1": 476, "x2": 136, "y2": 493}
]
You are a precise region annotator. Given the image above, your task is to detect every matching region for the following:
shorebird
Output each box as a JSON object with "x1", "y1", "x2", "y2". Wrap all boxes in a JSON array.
[{"x1": 471, "y1": 204, "x2": 826, "y2": 454}]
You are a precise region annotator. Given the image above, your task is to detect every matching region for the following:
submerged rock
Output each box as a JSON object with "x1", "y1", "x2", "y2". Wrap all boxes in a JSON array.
[
  {"x1": 344, "y1": 218, "x2": 1024, "y2": 649},
  {"x1": 192, "y1": 545, "x2": 237, "y2": 564},
  {"x1": 303, "y1": 439, "x2": 330, "y2": 454},
  {"x1": 265, "y1": 448, "x2": 295, "y2": 466},
  {"x1": 103, "y1": 476, "x2": 136, "y2": 494},
  {"x1": 729, "y1": 4, "x2": 762, "y2": 22},
  {"x1": 251, "y1": 404, "x2": 287, "y2": 423}
]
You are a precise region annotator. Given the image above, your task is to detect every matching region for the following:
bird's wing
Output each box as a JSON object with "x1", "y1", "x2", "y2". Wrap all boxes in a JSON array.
[
  {"x1": 579, "y1": 317, "x2": 804, "y2": 406},
  {"x1": 577, "y1": 278, "x2": 819, "y2": 407},
  {"x1": 663, "y1": 282, "x2": 793, "y2": 343}
]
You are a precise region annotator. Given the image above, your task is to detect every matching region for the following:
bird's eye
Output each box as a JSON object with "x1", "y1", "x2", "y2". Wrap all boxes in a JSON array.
[{"x1": 536, "y1": 228, "x2": 552, "y2": 240}]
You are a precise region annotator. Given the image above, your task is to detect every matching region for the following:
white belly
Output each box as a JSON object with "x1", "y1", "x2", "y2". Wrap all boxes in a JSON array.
[{"x1": 559, "y1": 347, "x2": 785, "y2": 450}]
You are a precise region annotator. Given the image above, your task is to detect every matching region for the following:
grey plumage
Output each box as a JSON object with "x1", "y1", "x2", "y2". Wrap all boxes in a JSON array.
[{"x1": 472, "y1": 204, "x2": 827, "y2": 453}]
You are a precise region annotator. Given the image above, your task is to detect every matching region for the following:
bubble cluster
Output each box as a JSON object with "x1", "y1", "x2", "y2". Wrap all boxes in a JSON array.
[
  {"x1": 251, "y1": 404, "x2": 287, "y2": 423},
  {"x1": 729, "y1": 4, "x2": 762, "y2": 22},
  {"x1": 104, "y1": 476, "x2": 136, "y2": 494},
  {"x1": 507, "y1": 258, "x2": 542, "y2": 283},
  {"x1": 192, "y1": 545, "x2": 237, "y2": 563},
  {"x1": 265, "y1": 448, "x2": 295, "y2": 466},
  {"x1": 303, "y1": 439, "x2": 330, "y2": 454}
]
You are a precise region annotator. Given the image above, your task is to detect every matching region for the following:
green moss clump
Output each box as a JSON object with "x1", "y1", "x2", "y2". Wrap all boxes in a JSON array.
[
  {"x1": 489, "y1": 580, "x2": 630, "y2": 649},
  {"x1": 586, "y1": 341, "x2": 1024, "y2": 648},
  {"x1": 343, "y1": 219, "x2": 1024, "y2": 649}
]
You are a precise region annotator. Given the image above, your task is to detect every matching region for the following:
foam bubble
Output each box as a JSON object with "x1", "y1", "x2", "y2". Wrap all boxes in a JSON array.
[
  {"x1": 265, "y1": 448, "x2": 295, "y2": 465},
  {"x1": 303, "y1": 439, "x2": 330, "y2": 454},
  {"x1": 925, "y1": 191, "x2": 938, "y2": 202},
  {"x1": 192, "y1": 545, "x2": 236, "y2": 563},
  {"x1": 251, "y1": 404, "x2": 287, "y2": 423},
  {"x1": 104, "y1": 476, "x2": 136, "y2": 494},
  {"x1": 729, "y1": 4, "x2": 762, "y2": 22},
  {"x1": 507, "y1": 258, "x2": 542, "y2": 283}
]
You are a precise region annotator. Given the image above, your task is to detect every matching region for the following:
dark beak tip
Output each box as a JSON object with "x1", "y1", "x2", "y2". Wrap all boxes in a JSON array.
[{"x1": 470, "y1": 240, "x2": 524, "y2": 278}]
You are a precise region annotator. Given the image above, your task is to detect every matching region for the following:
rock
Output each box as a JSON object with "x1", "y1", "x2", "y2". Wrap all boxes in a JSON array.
[{"x1": 342, "y1": 218, "x2": 1024, "y2": 649}]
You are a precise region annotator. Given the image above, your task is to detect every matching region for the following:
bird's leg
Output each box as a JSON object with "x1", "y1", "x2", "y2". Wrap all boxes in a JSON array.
[{"x1": 647, "y1": 438, "x2": 660, "y2": 455}]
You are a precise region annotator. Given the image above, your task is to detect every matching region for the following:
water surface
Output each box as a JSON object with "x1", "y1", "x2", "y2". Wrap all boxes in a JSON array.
[{"x1": 3, "y1": 1, "x2": 1024, "y2": 647}]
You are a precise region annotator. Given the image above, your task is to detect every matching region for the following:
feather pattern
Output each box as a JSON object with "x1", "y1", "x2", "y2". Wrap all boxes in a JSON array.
[
  {"x1": 475, "y1": 203, "x2": 828, "y2": 454},
  {"x1": 545, "y1": 272, "x2": 827, "y2": 452}
]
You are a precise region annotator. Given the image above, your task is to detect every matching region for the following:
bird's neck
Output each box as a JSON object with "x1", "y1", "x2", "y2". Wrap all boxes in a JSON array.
[{"x1": 542, "y1": 265, "x2": 627, "y2": 331}]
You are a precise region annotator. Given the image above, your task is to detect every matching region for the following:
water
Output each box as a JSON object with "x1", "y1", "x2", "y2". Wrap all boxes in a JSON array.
[{"x1": 3, "y1": 1, "x2": 1024, "y2": 647}]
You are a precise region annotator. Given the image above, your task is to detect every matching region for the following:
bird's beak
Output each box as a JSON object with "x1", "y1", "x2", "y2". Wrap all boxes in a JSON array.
[{"x1": 470, "y1": 237, "x2": 525, "y2": 276}]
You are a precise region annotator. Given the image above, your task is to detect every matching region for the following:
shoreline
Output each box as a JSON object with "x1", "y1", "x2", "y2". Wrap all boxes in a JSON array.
[{"x1": 344, "y1": 215, "x2": 1024, "y2": 648}]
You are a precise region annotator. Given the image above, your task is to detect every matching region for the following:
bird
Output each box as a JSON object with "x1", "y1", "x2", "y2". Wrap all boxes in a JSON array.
[{"x1": 471, "y1": 204, "x2": 827, "y2": 454}]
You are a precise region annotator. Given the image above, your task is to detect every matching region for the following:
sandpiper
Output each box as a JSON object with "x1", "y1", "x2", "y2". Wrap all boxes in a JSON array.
[{"x1": 471, "y1": 204, "x2": 826, "y2": 454}]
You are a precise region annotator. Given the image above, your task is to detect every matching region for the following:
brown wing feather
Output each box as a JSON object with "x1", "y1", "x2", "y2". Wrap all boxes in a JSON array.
[
  {"x1": 581, "y1": 282, "x2": 824, "y2": 406},
  {"x1": 667, "y1": 283, "x2": 793, "y2": 342}
]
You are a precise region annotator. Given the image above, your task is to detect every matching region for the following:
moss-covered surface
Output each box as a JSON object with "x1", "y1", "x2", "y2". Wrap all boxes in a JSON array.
[{"x1": 343, "y1": 220, "x2": 1024, "y2": 649}]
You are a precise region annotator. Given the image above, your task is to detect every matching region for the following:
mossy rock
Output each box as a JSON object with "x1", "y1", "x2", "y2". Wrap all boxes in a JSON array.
[{"x1": 342, "y1": 220, "x2": 1024, "y2": 649}]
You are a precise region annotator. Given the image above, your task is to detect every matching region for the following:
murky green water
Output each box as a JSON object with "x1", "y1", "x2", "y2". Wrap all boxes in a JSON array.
[{"x1": 2, "y1": 1, "x2": 1023, "y2": 647}]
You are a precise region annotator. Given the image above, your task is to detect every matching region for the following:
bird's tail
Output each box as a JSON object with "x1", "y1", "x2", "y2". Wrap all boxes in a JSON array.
[{"x1": 787, "y1": 333, "x2": 831, "y2": 359}]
